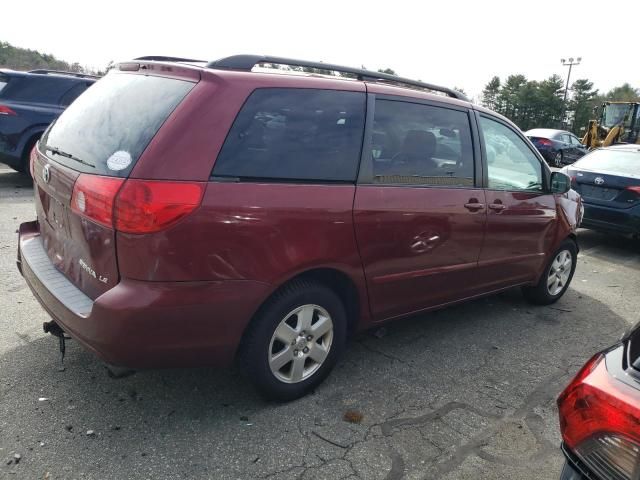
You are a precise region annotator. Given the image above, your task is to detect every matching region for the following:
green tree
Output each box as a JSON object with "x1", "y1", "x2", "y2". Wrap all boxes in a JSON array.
[
  {"x1": 604, "y1": 83, "x2": 640, "y2": 102},
  {"x1": 569, "y1": 79, "x2": 598, "y2": 135},
  {"x1": 453, "y1": 86, "x2": 467, "y2": 96},
  {"x1": 481, "y1": 76, "x2": 501, "y2": 111},
  {"x1": 0, "y1": 40, "x2": 97, "y2": 74},
  {"x1": 497, "y1": 74, "x2": 527, "y2": 117},
  {"x1": 537, "y1": 74, "x2": 564, "y2": 128}
]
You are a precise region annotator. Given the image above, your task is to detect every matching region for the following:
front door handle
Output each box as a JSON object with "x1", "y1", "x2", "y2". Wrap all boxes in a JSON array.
[
  {"x1": 464, "y1": 200, "x2": 485, "y2": 211},
  {"x1": 488, "y1": 203, "x2": 506, "y2": 211}
]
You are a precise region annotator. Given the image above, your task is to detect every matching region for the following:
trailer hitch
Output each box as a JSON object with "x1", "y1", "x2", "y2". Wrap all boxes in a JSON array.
[{"x1": 43, "y1": 321, "x2": 70, "y2": 371}]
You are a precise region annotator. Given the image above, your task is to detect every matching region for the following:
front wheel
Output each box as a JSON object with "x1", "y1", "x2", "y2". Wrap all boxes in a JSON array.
[
  {"x1": 522, "y1": 239, "x2": 577, "y2": 305},
  {"x1": 239, "y1": 280, "x2": 347, "y2": 401}
]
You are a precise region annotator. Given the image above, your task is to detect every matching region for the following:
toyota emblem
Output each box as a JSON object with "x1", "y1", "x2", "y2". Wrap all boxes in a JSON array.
[
  {"x1": 42, "y1": 164, "x2": 51, "y2": 184},
  {"x1": 594, "y1": 176, "x2": 604, "y2": 185}
]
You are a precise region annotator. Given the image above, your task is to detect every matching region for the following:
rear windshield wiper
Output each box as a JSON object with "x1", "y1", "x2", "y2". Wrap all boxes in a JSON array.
[{"x1": 44, "y1": 145, "x2": 95, "y2": 168}]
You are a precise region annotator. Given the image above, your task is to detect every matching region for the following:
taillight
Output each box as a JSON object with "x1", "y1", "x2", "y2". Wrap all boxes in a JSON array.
[
  {"x1": 29, "y1": 144, "x2": 38, "y2": 178},
  {"x1": 114, "y1": 179, "x2": 205, "y2": 234},
  {"x1": 71, "y1": 176, "x2": 204, "y2": 233},
  {"x1": 627, "y1": 186, "x2": 640, "y2": 195},
  {"x1": 0, "y1": 105, "x2": 17, "y2": 116},
  {"x1": 71, "y1": 175, "x2": 125, "y2": 228},
  {"x1": 538, "y1": 138, "x2": 553, "y2": 146},
  {"x1": 558, "y1": 353, "x2": 640, "y2": 480}
]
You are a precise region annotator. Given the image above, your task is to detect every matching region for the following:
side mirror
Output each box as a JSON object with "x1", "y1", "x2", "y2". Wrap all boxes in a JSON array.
[{"x1": 550, "y1": 171, "x2": 571, "y2": 194}]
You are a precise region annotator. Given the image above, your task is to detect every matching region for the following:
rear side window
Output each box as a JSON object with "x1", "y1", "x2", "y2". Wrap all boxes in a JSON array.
[
  {"x1": 213, "y1": 88, "x2": 366, "y2": 182},
  {"x1": 0, "y1": 73, "x2": 8, "y2": 95},
  {"x1": 368, "y1": 99, "x2": 474, "y2": 186},
  {"x1": 1, "y1": 76, "x2": 69, "y2": 103},
  {"x1": 59, "y1": 82, "x2": 91, "y2": 107},
  {"x1": 41, "y1": 72, "x2": 195, "y2": 176}
]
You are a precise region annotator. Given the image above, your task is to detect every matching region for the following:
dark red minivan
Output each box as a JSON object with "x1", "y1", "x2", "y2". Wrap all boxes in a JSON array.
[{"x1": 18, "y1": 55, "x2": 582, "y2": 400}]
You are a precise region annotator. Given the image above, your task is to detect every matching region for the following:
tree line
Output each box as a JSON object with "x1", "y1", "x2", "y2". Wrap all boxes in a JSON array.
[
  {"x1": 481, "y1": 74, "x2": 639, "y2": 135},
  {"x1": 0, "y1": 41, "x2": 105, "y2": 75}
]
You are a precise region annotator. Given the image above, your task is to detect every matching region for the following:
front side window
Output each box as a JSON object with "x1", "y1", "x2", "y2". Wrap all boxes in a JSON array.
[
  {"x1": 368, "y1": 99, "x2": 474, "y2": 186},
  {"x1": 480, "y1": 116, "x2": 543, "y2": 192},
  {"x1": 603, "y1": 104, "x2": 631, "y2": 128},
  {"x1": 213, "y1": 88, "x2": 366, "y2": 182}
]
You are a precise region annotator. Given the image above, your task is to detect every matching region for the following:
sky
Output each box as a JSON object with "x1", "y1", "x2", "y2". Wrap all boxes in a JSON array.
[{"x1": 3, "y1": 0, "x2": 639, "y2": 100}]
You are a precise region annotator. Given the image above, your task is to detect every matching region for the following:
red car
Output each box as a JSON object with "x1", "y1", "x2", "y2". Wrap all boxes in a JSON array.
[
  {"x1": 18, "y1": 55, "x2": 581, "y2": 400},
  {"x1": 557, "y1": 324, "x2": 640, "y2": 480}
]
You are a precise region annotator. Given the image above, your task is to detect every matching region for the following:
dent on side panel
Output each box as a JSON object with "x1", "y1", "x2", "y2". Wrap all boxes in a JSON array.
[{"x1": 117, "y1": 182, "x2": 367, "y2": 285}]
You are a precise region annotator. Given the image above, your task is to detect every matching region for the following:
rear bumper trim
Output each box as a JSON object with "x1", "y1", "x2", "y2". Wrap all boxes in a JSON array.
[{"x1": 20, "y1": 236, "x2": 93, "y2": 317}]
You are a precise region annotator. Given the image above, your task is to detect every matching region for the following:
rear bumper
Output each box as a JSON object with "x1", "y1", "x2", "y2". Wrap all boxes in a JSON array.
[
  {"x1": 581, "y1": 202, "x2": 640, "y2": 235},
  {"x1": 18, "y1": 220, "x2": 271, "y2": 368}
]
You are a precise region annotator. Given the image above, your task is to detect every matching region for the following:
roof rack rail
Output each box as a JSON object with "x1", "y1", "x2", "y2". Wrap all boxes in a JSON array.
[
  {"x1": 206, "y1": 54, "x2": 468, "y2": 101},
  {"x1": 134, "y1": 56, "x2": 207, "y2": 63},
  {"x1": 28, "y1": 69, "x2": 100, "y2": 79}
]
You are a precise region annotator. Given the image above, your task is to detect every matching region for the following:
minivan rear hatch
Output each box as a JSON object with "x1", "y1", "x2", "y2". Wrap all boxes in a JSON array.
[{"x1": 33, "y1": 70, "x2": 196, "y2": 299}]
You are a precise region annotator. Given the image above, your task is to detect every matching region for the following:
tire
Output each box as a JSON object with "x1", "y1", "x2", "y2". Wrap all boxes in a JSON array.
[
  {"x1": 522, "y1": 239, "x2": 577, "y2": 305},
  {"x1": 19, "y1": 136, "x2": 40, "y2": 179},
  {"x1": 552, "y1": 151, "x2": 563, "y2": 168},
  {"x1": 238, "y1": 279, "x2": 347, "y2": 401}
]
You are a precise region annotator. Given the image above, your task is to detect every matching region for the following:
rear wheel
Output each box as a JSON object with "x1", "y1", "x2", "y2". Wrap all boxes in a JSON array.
[
  {"x1": 239, "y1": 280, "x2": 347, "y2": 401},
  {"x1": 18, "y1": 136, "x2": 40, "y2": 178},
  {"x1": 522, "y1": 239, "x2": 577, "y2": 305}
]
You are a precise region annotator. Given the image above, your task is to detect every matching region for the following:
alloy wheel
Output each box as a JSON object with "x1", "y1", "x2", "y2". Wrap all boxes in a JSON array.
[
  {"x1": 547, "y1": 249, "x2": 573, "y2": 296},
  {"x1": 268, "y1": 304, "x2": 334, "y2": 384}
]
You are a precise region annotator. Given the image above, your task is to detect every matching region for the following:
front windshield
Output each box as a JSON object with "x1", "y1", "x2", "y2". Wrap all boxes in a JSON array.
[{"x1": 602, "y1": 104, "x2": 633, "y2": 128}]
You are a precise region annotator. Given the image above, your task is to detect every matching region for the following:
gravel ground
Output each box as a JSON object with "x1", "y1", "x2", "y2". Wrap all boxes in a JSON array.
[{"x1": 1, "y1": 165, "x2": 639, "y2": 480}]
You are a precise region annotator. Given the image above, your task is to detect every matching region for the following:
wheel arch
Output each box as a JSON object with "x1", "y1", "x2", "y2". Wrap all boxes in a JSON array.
[
  {"x1": 19, "y1": 129, "x2": 46, "y2": 165},
  {"x1": 237, "y1": 266, "x2": 365, "y2": 359}
]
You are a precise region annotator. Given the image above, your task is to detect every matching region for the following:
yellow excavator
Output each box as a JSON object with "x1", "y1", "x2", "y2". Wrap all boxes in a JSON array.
[{"x1": 581, "y1": 101, "x2": 640, "y2": 148}]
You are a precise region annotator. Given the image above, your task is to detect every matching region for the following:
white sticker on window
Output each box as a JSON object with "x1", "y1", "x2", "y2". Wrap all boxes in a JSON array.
[{"x1": 106, "y1": 151, "x2": 132, "y2": 171}]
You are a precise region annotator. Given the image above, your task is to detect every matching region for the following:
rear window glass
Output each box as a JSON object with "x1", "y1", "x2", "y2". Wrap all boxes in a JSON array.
[
  {"x1": 213, "y1": 88, "x2": 366, "y2": 182},
  {"x1": 573, "y1": 149, "x2": 640, "y2": 178},
  {"x1": 41, "y1": 72, "x2": 195, "y2": 176}
]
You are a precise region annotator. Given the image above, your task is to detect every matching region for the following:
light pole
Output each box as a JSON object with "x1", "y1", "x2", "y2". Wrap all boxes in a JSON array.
[{"x1": 561, "y1": 57, "x2": 581, "y2": 127}]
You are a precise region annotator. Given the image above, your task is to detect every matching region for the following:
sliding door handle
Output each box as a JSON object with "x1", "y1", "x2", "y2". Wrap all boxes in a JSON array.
[{"x1": 464, "y1": 202, "x2": 485, "y2": 211}]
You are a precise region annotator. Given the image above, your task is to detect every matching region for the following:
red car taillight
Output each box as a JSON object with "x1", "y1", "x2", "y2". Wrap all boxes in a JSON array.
[
  {"x1": 71, "y1": 175, "x2": 125, "y2": 228},
  {"x1": 0, "y1": 105, "x2": 17, "y2": 116},
  {"x1": 558, "y1": 353, "x2": 640, "y2": 480},
  {"x1": 71, "y1": 175, "x2": 205, "y2": 233},
  {"x1": 114, "y1": 179, "x2": 205, "y2": 234},
  {"x1": 538, "y1": 138, "x2": 553, "y2": 146},
  {"x1": 627, "y1": 186, "x2": 640, "y2": 195}
]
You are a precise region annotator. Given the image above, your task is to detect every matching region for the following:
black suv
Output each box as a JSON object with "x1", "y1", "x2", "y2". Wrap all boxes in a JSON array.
[{"x1": 0, "y1": 69, "x2": 98, "y2": 175}]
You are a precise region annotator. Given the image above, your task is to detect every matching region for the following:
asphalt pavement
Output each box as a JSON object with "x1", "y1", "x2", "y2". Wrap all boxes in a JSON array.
[{"x1": 1, "y1": 165, "x2": 639, "y2": 480}]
